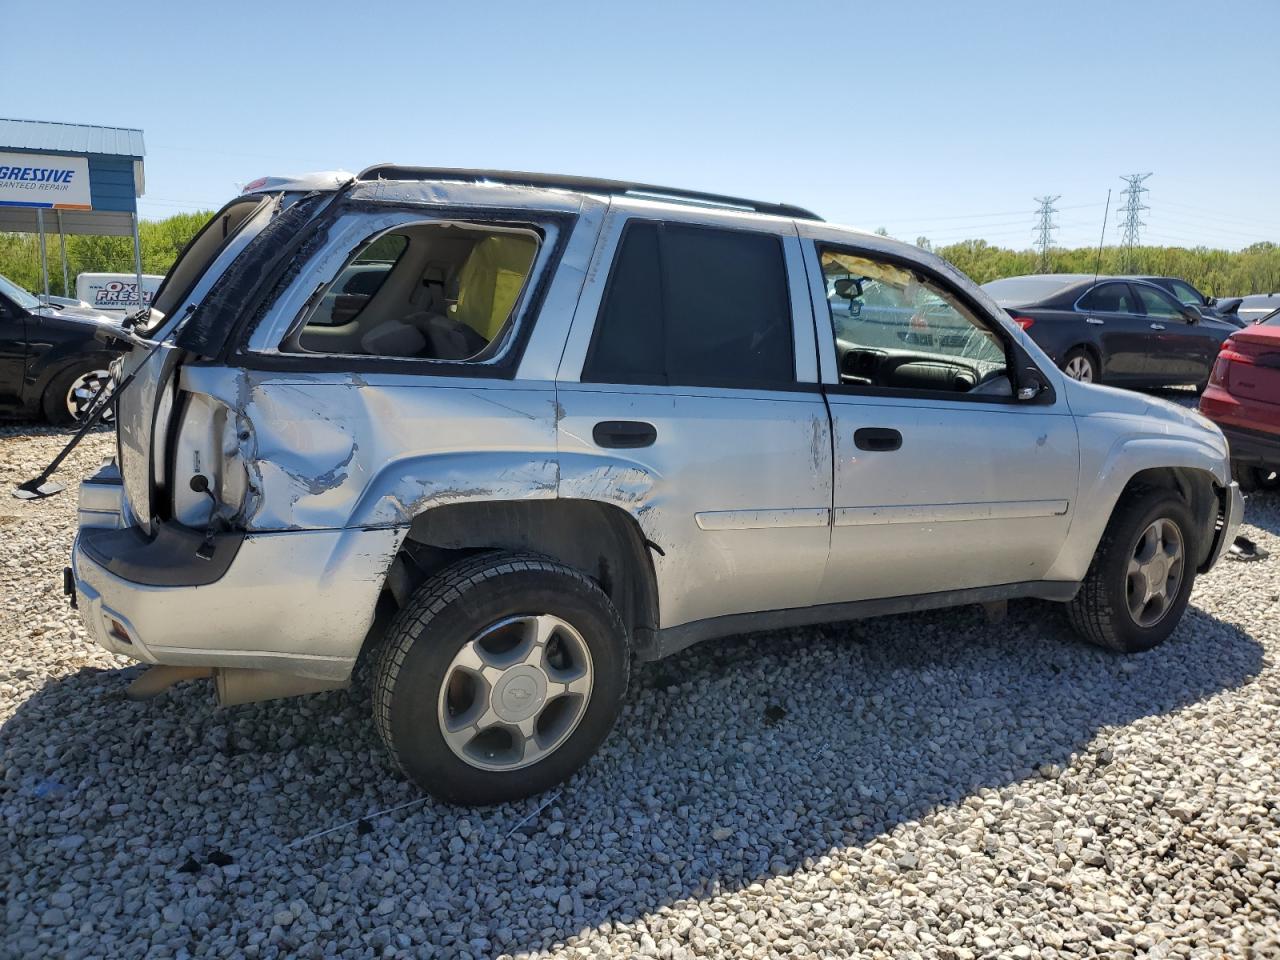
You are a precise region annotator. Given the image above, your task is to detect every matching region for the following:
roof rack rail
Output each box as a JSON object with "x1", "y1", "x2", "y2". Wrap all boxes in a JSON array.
[{"x1": 355, "y1": 165, "x2": 822, "y2": 222}]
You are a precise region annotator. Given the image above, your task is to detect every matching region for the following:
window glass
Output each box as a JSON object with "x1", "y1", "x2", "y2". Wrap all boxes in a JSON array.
[
  {"x1": 286, "y1": 223, "x2": 539, "y2": 360},
  {"x1": 0, "y1": 273, "x2": 41, "y2": 310},
  {"x1": 1168, "y1": 280, "x2": 1202, "y2": 306},
  {"x1": 308, "y1": 234, "x2": 408, "y2": 327},
  {"x1": 1079, "y1": 282, "x2": 1135, "y2": 313},
  {"x1": 1135, "y1": 285, "x2": 1183, "y2": 319},
  {"x1": 584, "y1": 221, "x2": 794, "y2": 388},
  {"x1": 819, "y1": 247, "x2": 1007, "y2": 395}
]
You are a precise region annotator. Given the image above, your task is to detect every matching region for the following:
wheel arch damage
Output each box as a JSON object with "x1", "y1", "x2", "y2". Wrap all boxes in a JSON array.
[
  {"x1": 1046, "y1": 430, "x2": 1231, "y2": 581},
  {"x1": 384, "y1": 498, "x2": 661, "y2": 658}
]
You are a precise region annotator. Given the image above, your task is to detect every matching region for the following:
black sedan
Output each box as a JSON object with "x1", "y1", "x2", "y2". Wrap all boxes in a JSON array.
[
  {"x1": 981, "y1": 274, "x2": 1237, "y2": 388},
  {"x1": 0, "y1": 273, "x2": 125, "y2": 424}
]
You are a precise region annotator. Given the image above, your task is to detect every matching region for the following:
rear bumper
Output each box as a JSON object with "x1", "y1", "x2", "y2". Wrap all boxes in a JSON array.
[
  {"x1": 71, "y1": 517, "x2": 403, "y2": 682},
  {"x1": 1200, "y1": 388, "x2": 1280, "y2": 466},
  {"x1": 1220, "y1": 424, "x2": 1280, "y2": 467}
]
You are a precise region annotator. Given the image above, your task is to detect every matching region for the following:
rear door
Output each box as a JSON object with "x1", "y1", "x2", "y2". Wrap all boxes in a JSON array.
[
  {"x1": 1076, "y1": 281, "x2": 1151, "y2": 382},
  {"x1": 556, "y1": 207, "x2": 832, "y2": 631}
]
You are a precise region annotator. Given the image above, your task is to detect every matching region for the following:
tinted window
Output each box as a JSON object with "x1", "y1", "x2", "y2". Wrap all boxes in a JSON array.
[
  {"x1": 584, "y1": 221, "x2": 794, "y2": 388},
  {"x1": 1135, "y1": 285, "x2": 1183, "y2": 319},
  {"x1": 1079, "y1": 282, "x2": 1136, "y2": 313}
]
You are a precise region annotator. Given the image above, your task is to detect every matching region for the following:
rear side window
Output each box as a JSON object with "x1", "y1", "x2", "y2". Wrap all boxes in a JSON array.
[
  {"x1": 583, "y1": 221, "x2": 794, "y2": 388},
  {"x1": 1079, "y1": 282, "x2": 1135, "y2": 314}
]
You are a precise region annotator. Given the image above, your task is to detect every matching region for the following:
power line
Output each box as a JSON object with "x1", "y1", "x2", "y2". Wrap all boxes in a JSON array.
[
  {"x1": 1118, "y1": 173, "x2": 1152, "y2": 268},
  {"x1": 1033, "y1": 195, "x2": 1061, "y2": 272}
]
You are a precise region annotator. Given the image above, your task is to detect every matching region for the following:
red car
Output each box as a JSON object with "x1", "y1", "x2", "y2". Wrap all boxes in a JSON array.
[{"x1": 1199, "y1": 309, "x2": 1280, "y2": 491}]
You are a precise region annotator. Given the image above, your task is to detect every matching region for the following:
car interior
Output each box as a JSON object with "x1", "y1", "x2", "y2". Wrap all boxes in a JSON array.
[
  {"x1": 284, "y1": 222, "x2": 541, "y2": 360},
  {"x1": 822, "y1": 250, "x2": 1010, "y2": 395}
]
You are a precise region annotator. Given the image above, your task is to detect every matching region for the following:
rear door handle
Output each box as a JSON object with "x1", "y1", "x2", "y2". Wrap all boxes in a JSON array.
[
  {"x1": 854, "y1": 427, "x2": 902, "y2": 452},
  {"x1": 1150, "y1": 323, "x2": 1166, "y2": 330},
  {"x1": 593, "y1": 420, "x2": 657, "y2": 449},
  {"x1": 1085, "y1": 317, "x2": 1105, "y2": 325}
]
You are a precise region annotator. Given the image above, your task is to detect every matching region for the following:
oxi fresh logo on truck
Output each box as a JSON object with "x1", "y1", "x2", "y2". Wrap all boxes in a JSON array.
[{"x1": 76, "y1": 273, "x2": 163, "y2": 312}]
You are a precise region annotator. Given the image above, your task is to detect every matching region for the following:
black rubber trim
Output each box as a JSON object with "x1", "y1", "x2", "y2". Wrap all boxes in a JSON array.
[
  {"x1": 78, "y1": 521, "x2": 245, "y2": 587},
  {"x1": 1220, "y1": 423, "x2": 1280, "y2": 463},
  {"x1": 643, "y1": 579, "x2": 1081, "y2": 661}
]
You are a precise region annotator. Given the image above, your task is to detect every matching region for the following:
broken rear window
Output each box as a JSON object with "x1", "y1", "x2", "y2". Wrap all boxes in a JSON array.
[{"x1": 282, "y1": 222, "x2": 540, "y2": 361}]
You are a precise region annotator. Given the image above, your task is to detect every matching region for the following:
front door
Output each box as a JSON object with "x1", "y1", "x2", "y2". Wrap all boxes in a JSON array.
[
  {"x1": 0, "y1": 295, "x2": 28, "y2": 407},
  {"x1": 557, "y1": 213, "x2": 832, "y2": 630},
  {"x1": 1132, "y1": 283, "x2": 1216, "y2": 384},
  {"x1": 803, "y1": 239, "x2": 1079, "y2": 603}
]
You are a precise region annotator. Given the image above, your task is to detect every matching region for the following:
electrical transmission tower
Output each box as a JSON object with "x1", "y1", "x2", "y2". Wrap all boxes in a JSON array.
[
  {"x1": 1118, "y1": 173, "x2": 1152, "y2": 268},
  {"x1": 1033, "y1": 195, "x2": 1061, "y2": 273}
]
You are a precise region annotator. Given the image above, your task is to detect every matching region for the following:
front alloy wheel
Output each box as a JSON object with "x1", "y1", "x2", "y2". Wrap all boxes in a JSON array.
[
  {"x1": 1125, "y1": 518, "x2": 1184, "y2": 628},
  {"x1": 1067, "y1": 488, "x2": 1197, "y2": 653}
]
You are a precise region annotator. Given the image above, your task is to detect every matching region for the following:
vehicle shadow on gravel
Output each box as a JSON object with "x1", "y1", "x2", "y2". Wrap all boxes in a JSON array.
[{"x1": 0, "y1": 596, "x2": 1264, "y2": 957}]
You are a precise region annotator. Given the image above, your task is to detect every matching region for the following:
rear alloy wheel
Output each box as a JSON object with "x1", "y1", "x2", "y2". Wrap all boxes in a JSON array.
[
  {"x1": 1067, "y1": 488, "x2": 1197, "y2": 653},
  {"x1": 44, "y1": 364, "x2": 115, "y2": 425},
  {"x1": 373, "y1": 552, "x2": 629, "y2": 805},
  {"x1": 1063, "y1": 348, "x2": 1098, "y2": 384}
]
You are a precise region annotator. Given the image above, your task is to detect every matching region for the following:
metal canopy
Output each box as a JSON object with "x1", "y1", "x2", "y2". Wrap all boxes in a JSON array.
[{"x1": 0, "y1": 118, "x2": 146, "y2": 296}]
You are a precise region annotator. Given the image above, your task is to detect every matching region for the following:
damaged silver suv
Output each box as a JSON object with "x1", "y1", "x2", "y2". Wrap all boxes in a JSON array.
[{"x1": 68, "y1": 167, "x2": 1243, "y2": 805}]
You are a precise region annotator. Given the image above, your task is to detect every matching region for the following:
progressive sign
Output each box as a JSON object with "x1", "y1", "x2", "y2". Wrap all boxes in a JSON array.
[{"x1": 0, "y1": 152, "x2": 92, "y2": 210}]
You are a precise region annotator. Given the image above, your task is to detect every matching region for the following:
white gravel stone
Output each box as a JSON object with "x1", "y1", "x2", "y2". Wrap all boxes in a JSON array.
[{"x1": 1, "y1": 413, "x2": 1278, "y2": 959}]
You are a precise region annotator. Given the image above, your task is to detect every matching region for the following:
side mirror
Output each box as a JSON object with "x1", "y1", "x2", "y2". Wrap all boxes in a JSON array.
[
  {"x1": 1017, "y1": 367, "x2": 1051, "y2": 402},
  {"x1": 1181, "y1": 306, "x2": 1200, "y2": 324}
]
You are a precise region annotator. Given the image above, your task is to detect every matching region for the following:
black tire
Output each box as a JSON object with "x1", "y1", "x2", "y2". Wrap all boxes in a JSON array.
[
  {"x1": 1067, "y1": 487, "x2": 1198, "y2": 653},
  {"x1": 373, "y1": 552, "x2": 629, "y2": 806},
  {"x1": 42, "y1": 363, "x2": 114, "y2": 426},
  {"x1": 1062, "y1": 347, "x2": 1100, "y2": 384}
]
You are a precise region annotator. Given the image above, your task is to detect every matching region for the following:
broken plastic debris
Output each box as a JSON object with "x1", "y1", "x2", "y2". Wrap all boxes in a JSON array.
[{"x1": 1228, "y1": 536, "x2": 1269, "y2": 563}]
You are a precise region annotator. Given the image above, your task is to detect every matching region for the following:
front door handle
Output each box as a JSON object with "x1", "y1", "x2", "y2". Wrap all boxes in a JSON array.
[
  {"x1": 1085, "y1": 317, "x2": 1105, "y2": 325},
  {"x1": 593, "y1": 420, "x2": 657, "y2": 449},
  {"x1": 854, "y1": 427, "x2": 902, "y2": 452},
  {"x1": 1150, "y1": 323, "x2": 1166, "y2": 330}
]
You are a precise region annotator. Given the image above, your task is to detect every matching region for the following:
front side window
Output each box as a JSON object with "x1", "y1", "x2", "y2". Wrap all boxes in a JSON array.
[
  {"x1": 1136, "y1": 285, "x2": 1184, "y2": 319},
  {"x1": 819, "y1": 247, "x2": 1007, "y2": 394},
  {"x1": 1079, "y1": 282, "x2": 1136, "y2": 314},
  {"x1": 583, "y1": 221, "x2": 794, "y2": 388},
  {"x1": 1168, "y1": 280, "x2": 1203, "y2": 306},
  {"x1": 284, "y1": 222, "x2": 540, "y2": 361}
]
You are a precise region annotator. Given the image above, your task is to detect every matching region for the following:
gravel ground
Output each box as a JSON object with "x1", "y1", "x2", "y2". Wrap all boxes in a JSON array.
[{"x1": 2, "y1": 420, "x2": 1278, "y2": 960}]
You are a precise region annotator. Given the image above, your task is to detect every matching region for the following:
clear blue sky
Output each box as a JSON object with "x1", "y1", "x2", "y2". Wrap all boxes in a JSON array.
[{"x1": 4, "y1": 0, "x2": 1276, "y2": 250}]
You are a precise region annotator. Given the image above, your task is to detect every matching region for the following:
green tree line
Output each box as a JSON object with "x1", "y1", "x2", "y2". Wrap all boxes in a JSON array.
[
  {"x1": 2, "y1": 211, "x2": 1278, "y2": 301},
  {"x1": 0, "y1": 211, "x2": 212, "y2": 298},
  {"x1": 926, "y1": 238, "x2": 1280, "y2": 297}
]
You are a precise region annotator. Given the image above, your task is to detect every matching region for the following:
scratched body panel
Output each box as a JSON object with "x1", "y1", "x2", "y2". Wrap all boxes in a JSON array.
[{"x1": 177, "y1": 366, "x2": 558, "y2": 532}]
